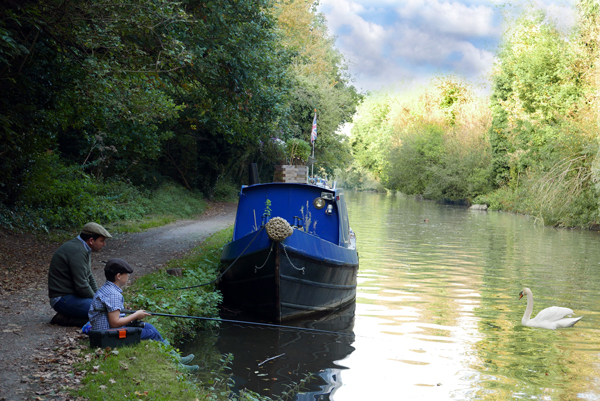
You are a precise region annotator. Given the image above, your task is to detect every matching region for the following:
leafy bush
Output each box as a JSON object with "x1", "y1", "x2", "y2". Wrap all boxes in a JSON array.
[
  {"x1": 384, "y1": 124, "x2": 444, "y2": 196},
  {"x1": 353, "y1": 78, "x2": 491, "y2": 201},
  {"x1": 480, "y1": 4, "x2": 600, "y2": 228},
  {"x1": 212, "y1": 178, "x2": 239, "y2": 202},
  {"x1": 476, "y1": 131, "x2": 599, "y2": 228},
  {"x1": 14, "y1": 153, "x2": 137, "y2": 229},
  {"x1": 0, "y1": 152, "x2": 209, "y2": 231},
  {"x1": 285, "y1": 138, "x2": 311, "y2": 165},
  {"x1": 478, "y1": 156, "x2": 599, "y2": 227},
  {"x1": 127, "y1": 228, "x2": 232, "y2": 341},
  {"x1": 147, "y1": 184, "x2": 206, "y2": 217},
  {"x1": 423, "y1": 130, "x2": 493, "y2": 201},
  {"x1": 260, "y1": 137, "x2": 287, "y2": 165},
  {"x1": 334, "y1": 164, "x2": 384, "y2": 191}
]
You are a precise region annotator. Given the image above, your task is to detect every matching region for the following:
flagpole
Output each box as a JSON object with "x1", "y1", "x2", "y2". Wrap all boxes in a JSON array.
[
  {"x1": 311, "y1": 109, "x2": 316, "y2": 179},
  {"x1": 311, "y1": 141, "x2": 314, "y2": 178}
]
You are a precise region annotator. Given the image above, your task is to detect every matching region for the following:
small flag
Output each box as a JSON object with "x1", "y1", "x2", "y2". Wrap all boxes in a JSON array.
[{"x1": 310, "y1": 111, "x2": 317, "y2": 143}]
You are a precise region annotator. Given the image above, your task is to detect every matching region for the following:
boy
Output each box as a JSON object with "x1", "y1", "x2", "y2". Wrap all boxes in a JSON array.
[{"x1": 88, "y1": 258, "x2": 198, "y2": 371}]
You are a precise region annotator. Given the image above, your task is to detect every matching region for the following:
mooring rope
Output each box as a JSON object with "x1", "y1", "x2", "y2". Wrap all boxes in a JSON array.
[{"x1": 155, "y1": 226, "x2": 265, "y2": 291}]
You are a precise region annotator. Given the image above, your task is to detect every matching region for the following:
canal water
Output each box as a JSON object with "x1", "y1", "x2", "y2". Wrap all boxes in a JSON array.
[{"x1": 182, "y1": 191, "x2": 600, "y2": 400}]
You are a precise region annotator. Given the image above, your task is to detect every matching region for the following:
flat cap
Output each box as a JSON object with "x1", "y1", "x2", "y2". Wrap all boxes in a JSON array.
[
  {"x1": 81, "y1": 222, "x2": 112, "y2": 238},
  {"x1": 104, "y1": 258, "x2": 133, "y2": 275}
]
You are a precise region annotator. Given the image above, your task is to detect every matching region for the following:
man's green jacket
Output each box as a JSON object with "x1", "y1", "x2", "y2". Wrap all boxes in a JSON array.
[{"x1": 48, "y1": 238, "x2": 98, "y2": 299}]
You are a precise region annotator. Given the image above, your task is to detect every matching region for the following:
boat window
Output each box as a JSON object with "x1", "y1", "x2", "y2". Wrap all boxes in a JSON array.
[{"x1": 338, "y1": 192, "x2": 350, "y2": 245}]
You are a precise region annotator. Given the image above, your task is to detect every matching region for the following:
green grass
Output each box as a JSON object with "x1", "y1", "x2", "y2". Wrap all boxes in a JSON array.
[
  {"x1": 76, "y1": 342, "x2": 209, "y2": 400},
  {"x1": 126, "y1": 227, "x2": 233, "y2": 343},
  {"x1": 75, "y1": 226, "x2": 276, "y2": 401},
  {"x1": 106, "y1": 184, "x2": 209, "y2": 234},
  {"x1": 211, "y1": 179, "x2": 239, "y2": 202}
]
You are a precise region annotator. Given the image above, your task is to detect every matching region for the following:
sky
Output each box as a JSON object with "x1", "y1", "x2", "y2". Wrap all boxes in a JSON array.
[{"x1": 317, "y1": 0, "x2": 577, "y2": 93}]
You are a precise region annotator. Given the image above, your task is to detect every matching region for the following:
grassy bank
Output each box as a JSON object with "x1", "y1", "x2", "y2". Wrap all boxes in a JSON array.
[
  {"x1": 73, "y1": 227, "x2": 278, "y2": 400},
  {"x1": 0, "y1": 158, "x2": 240, "y2": 235},
  {"x1": 127, "y1": 227, "x2": 233, "y2": 342},
  {"x1": 75, "y1": 331, "x2": 266, "y2": 401}
]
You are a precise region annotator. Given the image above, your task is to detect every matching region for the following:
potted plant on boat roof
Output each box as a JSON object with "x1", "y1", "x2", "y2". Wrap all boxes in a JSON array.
[
  {"x1": 274, "y1": 138, "x2": 311, "y2": 183},
  {"x1": 286, "y1": 138, "x2": 311, "y2": 166}
]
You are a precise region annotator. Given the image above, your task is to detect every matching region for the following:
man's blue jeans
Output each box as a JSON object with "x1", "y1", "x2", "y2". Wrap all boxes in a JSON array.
[{"x1": 53, "y1": 295, "x2": 92, "y2": 319}]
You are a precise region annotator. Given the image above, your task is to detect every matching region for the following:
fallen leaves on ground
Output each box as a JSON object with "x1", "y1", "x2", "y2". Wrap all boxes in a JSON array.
[
  {"x1": 25, "y1": 331, "x2": 89, "y2": 400},
  {"x1": 0, "y1": 229, "x2": 61, "y2": 296}
]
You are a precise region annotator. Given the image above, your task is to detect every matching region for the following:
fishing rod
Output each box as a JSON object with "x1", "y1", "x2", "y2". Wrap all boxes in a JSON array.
[{"x1": 122, "y1": 309, "x2": 355, "y2": 337}]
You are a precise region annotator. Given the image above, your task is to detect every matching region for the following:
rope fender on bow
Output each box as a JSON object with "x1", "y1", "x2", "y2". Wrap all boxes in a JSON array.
[{"x1": 265, "y1": 217, "x2": 293, "y2": 242}]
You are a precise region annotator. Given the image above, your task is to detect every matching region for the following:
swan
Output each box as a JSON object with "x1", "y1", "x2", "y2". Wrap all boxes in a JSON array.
[{"x1": 519, "y1": 287, "x2": 582, "y2": 329}]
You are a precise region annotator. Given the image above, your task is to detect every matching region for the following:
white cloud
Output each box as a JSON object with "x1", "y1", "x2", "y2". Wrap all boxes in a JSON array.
[
  {"x1": 396, "y1": 0, "x2": 498, "y2": 37},
  {"x1": 535, "y1": 1, "x2": 576, "y2": 33},
  {"x1": 319, "y1": 0, "x2": 499, "y2": 92},
  {"x1": 319, "y1": 0, "x2": 579, "y2": 93}
]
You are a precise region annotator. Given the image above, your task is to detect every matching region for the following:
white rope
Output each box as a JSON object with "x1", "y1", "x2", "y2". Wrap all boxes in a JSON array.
[
  {"x1": 282, "y1": 244, "x2": 305, "y2": 274},
  {"x1": 255, "y1": 243, "x2": 274, "y2": 273}
]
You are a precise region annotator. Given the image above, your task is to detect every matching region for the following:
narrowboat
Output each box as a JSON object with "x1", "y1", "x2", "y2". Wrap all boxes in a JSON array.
[{"x1": 219, "y1": 180, "x2": 358, "y2": 322}]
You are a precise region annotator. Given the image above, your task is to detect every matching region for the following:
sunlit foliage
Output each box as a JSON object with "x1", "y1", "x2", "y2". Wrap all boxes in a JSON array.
[
  {"x1": 485, "y1": 2, "x2": 600, "y2": 227},
  {"x1": 351, "y1": 78, "x2": 492, "y2": 201},
  {"x1": 350, "y1": 1, "x2": 600, "y2": 227},
  {"x1": 273, "y1": 0, "x2": 360, "y2": 177}
]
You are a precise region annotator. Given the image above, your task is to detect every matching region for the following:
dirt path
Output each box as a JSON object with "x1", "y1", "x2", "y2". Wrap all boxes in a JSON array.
[{"x1": 0, "y1": 202, "x2": 237, "y2": 401}]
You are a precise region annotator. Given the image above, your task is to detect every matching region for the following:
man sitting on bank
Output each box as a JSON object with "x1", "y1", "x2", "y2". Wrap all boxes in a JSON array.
[{"x1": 48, "y1": 222, "x2": 111, "y2": 326}]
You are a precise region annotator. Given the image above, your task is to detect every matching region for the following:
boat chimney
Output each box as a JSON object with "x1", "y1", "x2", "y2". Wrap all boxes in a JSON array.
[{"x1": 249, "y1": 163, "x2": 260, "y2": 186}]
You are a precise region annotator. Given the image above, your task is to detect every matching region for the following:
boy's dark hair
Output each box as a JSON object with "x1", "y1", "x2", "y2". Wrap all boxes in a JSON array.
[
  {"x1": 80, "y1": 232, "x2": 102, "y2": 241},
  {"x1": 104, "y1": 258, "x2": 134, "y2": 281}
]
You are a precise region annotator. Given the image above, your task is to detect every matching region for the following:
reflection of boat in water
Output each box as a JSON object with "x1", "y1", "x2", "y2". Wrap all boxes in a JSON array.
[
  {"x1": 219, "y1": 182, "x2": 359, "y2": 322},
  {"x1": 217, "y1": 303, "x2": 356, "y2": 399}
]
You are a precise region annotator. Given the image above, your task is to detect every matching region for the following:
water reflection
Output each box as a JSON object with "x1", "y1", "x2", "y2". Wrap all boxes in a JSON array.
[
  {"x1": 185, "y1": 191, "x2": 600, "y2": 400},
  {"x1": 346, "y1": 191, "x2": 600, "y2": 400},
  {"x1": 183, "y1": 304, "x2": 355, "y2": 399}
]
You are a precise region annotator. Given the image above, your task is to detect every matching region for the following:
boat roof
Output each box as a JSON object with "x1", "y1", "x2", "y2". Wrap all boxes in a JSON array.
[{"x1": 242, "y1": 182, "x2": 339, "y2": 194}]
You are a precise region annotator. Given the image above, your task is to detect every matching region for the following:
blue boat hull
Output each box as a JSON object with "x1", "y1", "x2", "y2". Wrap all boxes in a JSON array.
[{"x1": 220, "y1": 228, "x2": 358, "y2": 322}]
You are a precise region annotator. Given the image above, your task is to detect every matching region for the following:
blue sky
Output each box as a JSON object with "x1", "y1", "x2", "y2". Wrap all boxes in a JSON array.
[{"x1": 317, "y1": 0, "x2": 576, "y2": 92}]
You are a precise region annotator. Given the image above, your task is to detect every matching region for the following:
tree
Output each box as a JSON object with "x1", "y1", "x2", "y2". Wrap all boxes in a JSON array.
[
  {"x1": 271, "y1": 0, "x2": 360, "y2": 177},
  {"x1": 488, "y1": 9, "x2": 586, "y2": 186},
  {"x1": 351, "y1": 78, "x2": 491, "y2": 200},
  {"x1": 0, "y1": 0, "x2": 190, "y2": 202}
]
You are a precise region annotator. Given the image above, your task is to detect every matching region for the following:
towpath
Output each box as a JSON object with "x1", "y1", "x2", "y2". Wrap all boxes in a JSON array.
[{"x1": 0, "y1": 202, "x2": 236, "y2": 400}]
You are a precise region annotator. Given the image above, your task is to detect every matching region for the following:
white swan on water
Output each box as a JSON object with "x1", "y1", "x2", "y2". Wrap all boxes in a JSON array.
[{"x1": 519, "y1": 287, "x2": 582, "y2": 330}]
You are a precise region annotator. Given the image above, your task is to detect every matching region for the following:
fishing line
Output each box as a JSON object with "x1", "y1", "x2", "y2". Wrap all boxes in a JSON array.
[{"x1": 121, "y1": 309, "x2": 355, "y2": 337}]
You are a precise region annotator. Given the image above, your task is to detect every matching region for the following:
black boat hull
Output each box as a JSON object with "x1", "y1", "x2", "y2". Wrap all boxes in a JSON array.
[{"x1": 220, "y1": 230, "x2": 358, "y2": 322}]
